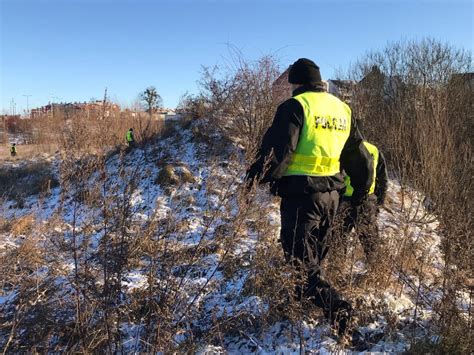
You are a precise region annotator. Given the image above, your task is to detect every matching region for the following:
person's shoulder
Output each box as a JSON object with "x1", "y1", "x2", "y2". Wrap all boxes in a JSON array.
[
  {"x1": 341, "y1": 100, "x2": 351, "y2": 113},
  {"x1": 326, "y1": 93, "x2": 352, "y2": 115},
  {"x1": 277, "y1": 97, "x2": 302, "y2": 111},
  {"x1": 363, "y1": 141, "x2": 378, "y2": 152},
  {"x1": 325, "y1": 91, "x2": 350, "y2": 106}
]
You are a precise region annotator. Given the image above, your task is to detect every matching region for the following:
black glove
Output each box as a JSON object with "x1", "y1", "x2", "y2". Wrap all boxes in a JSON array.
[
  {"x1": 351, "y1": 189, "x2": 368, "y2": 207},
  {"x1": 347, "y1": 204, "x2": 359, "y2": 228},
  {"x1": 349, "y1": 189, "x2": 368, "y2": 226}
]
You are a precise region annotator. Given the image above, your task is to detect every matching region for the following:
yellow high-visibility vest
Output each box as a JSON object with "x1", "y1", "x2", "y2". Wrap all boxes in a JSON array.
[
  {"x1": 344, "y1": 141, "x2": 379, "y2": 196},
  {"x1": 284, "y1": 92, "x2": 351, "y2": 177}
]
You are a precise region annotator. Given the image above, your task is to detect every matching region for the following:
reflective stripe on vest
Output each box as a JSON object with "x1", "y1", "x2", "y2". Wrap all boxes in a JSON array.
[
  {"x1": 283, "y1": 92, "x2": 351, "y2": 177},
  {"x1": 344, "y1": 141, "x2": 379, "y2": 196}
]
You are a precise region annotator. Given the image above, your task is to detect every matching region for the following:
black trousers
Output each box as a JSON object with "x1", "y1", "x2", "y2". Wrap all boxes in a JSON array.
[
  {"x1": 280, "y1": 191, "x2": 349, "y2": 316},
  {"x1": 126, "y1": 141, "x2": 135, "y2": 152},
  {"x1": 340, "y1": 195, "x2": 379, "y2": 263}
]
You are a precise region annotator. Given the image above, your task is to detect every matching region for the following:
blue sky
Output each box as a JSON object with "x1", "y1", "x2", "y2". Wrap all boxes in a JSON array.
[{"x1": 1, "y1": 0, "x2": 472, "y2": 113}]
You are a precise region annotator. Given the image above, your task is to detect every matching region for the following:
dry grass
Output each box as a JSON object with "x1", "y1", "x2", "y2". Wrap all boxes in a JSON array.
[
  {"x1": 0, "y1": 143, "x2": 58, "y2": 161},
  {"x1": 0, "y1": 216, "x2": 12, "y2": 234},
  {"x1": 2, "y1": 109, "x2": 165, "y2": 164},
  {"x1": 345, "y1": 38, "x2": 472, "y2": 352},
  {"x1": 0, "y1": 160, "x2": 59, "y2": 201},
  {"x1": 10, "y1": 215, "x2": 36, "y2": 237}
]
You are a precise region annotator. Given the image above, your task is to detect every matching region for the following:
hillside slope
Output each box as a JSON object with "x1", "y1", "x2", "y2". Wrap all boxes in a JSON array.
[{"x1": 0, "y1": 121, "x2": 451, "y2": 353}]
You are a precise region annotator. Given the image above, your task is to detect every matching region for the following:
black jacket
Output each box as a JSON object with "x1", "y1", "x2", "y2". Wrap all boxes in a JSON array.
[
  {"x1": 374, "y1": 150, "x2": 388, "y2": 205},
  {"x1": 247, "y1": 85, "x2": 373, "y2": 199},
  {"x1": 342, "y1": 146, "x2": 388, "y2": 205}
]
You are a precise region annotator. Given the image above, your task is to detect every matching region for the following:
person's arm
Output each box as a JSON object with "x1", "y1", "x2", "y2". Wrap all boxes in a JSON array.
[
  {"x1": 246, "y1": 99, "x2": 303, "y2": 184},
  {"x1": 340, "y1": 118, "x2": 373, "y2": 203},
  {"x1": 374, "y1": 151, "x2": 388, "y2": 205}
]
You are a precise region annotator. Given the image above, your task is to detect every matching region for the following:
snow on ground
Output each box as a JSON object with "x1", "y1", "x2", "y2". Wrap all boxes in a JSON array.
[{"x1": 0, "y1": 123, "x2": 448, "y2": 352}]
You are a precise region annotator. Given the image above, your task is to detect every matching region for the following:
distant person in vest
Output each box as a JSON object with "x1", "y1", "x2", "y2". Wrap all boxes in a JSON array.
[
  {"x1": 246, "y1": 58, "x2": 373, "y2": 347},
  {"x1": 10, "y1": 143, "x2": 17, "y2": 157},
  {"x1": 125, "y1": 128, "x2": 135, "y2": 149},
  {"x1": 341, "y1": 139, "x2": 388, "y2": 267}
]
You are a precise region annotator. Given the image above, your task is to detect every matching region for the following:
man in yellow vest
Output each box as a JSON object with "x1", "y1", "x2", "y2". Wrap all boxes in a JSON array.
[
  {"x1": 10, "y1": 143, "x2": 17, "y2": 157},
  {"x1": 125, "y1": 128, "x2": 135, "y2": 150},
  {"x1": 342, "y1": 140, "x2": 388, "y2": 265},
  {"x1": 246, "y1": 58, "x2": 373, "y2": 346}
]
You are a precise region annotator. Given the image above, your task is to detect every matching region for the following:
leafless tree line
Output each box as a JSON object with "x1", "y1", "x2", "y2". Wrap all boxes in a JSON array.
[{"x1": 346, "y1": 38, "x2": 472, "y2": 352}]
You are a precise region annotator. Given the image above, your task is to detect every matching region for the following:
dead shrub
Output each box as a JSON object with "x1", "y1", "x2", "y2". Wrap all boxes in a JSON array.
[
  {"x1": 0, "y1": 216, "x2": 12, "y2": 233},
  {"x1": 177, "y1": 165, "x2": 196, "y2": 184},
  {"x1": 344, "y1": 37, "x2": 472, "y2": 351},
  {"x1": 181, "y1": 51, "x2": 281, "y2": 157},
  {"x1": 0, "y1": 161, "x2": 59, "y2": 200},
  {"x1": 0, "y1": 236, "x2": 46, "y2": 299},
  {"x1": 155, "y1": 164, "x2": 179, "y2": 186},
  {"x1": 11, "y1": 215, "x2": 36, "y2": 237}
]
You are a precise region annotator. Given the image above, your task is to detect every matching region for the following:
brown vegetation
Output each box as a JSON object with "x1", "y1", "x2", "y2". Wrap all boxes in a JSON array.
[
  {"x1": 0, "y1": 161, "x2": 58, "y2": 202},
  {"x1": 0, "y1": 39, "x2": 471, "y2": 352},
  {"x1": 1, "y1": 101, "x2": 164, "y2": 161},
  {"x1": 345, "y1": 38, "x2": 473, "y2": 352},
  {"x1": 178, "y1": 49, "x2": 281, "y2": 157}
]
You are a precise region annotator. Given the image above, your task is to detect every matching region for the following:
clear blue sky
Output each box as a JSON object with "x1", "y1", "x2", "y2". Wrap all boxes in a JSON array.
[{"x1": 1, "y1": 0, "x2": 472, "y2": 113}]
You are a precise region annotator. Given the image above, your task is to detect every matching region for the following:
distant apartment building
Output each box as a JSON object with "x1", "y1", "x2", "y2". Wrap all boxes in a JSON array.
[
  {"x1": 272, "y1": 67, "x2": 356, "y2": 104},
  {"x1": 122, "y1": 108, "x2": 179, "y2": 120},
  {"x1": 31, "y1": 100, "x2": 120, "y2": 119},
  {"x1": 357, "y1": 66, "x2": 403, "y2": 102},
  {"x1": 272, "y1": 67, "x2": 292, "y2": 104},
  {"x1": 448, "y1": 72, "x2": 474, "y2": 113},
  {"x1": 449, "y1": 72, "x2": 474, "y2": 90},
  {"x1": 326, "y1": 80, "x2": 357, "y2": 104},
  {"x1": 160, "y1": 108, "x2": 180, "y2": 120}
]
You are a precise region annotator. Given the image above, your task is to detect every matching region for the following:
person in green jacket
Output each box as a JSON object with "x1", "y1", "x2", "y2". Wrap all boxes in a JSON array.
[
  {"x1": 341, "y1": 140, "x2": 388, "y2": 265},
  {"x1": 125, "y1": 128, "x2": 135, "y2": 149},
  {"x1": 10, "y1": 143, "x2": 17, "y2": 157}
]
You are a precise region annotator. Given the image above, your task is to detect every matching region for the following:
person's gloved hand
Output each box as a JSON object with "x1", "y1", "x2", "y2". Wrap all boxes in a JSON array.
[
  {"x1": 377, "y1": 197, "x2": 385, "y2": 206},
  {"x1": 351, "y1": 189, "x2": 368, "y2": 207},
  {"x1": 350, "y1": 189, "x2": 368, "y2": 225},
  {"x1": 348, "y1": 204, "x2": 359, "y2": 228}
]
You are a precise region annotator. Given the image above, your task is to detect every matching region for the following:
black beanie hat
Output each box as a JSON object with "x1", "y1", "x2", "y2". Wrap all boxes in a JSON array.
[{"x1": 288, "y1": 58, "x2": 322, "y2": 85}]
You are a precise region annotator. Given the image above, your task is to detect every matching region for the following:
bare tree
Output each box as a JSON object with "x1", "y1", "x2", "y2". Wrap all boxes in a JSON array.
[
  {"x1": 346, "y1": 38, "x2": 472, "y2": 352},
  {"x1": 183, "y1": 51, "x2": 281, "y2": 157},
  {"x1": 140, "y1": 86, "x2": 163, "y2": 115}
]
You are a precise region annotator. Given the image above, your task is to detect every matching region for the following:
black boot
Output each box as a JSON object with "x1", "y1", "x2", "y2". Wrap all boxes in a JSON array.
[
  {"x1": 323, "y1": 299, "x2": 352, "y2": 335},
  {"x1": 333, "y1": 301, "x2": 352, "y2": 336},
  {"x1": 351, "y1": 329, "x2": 369, "y2": 351}
]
